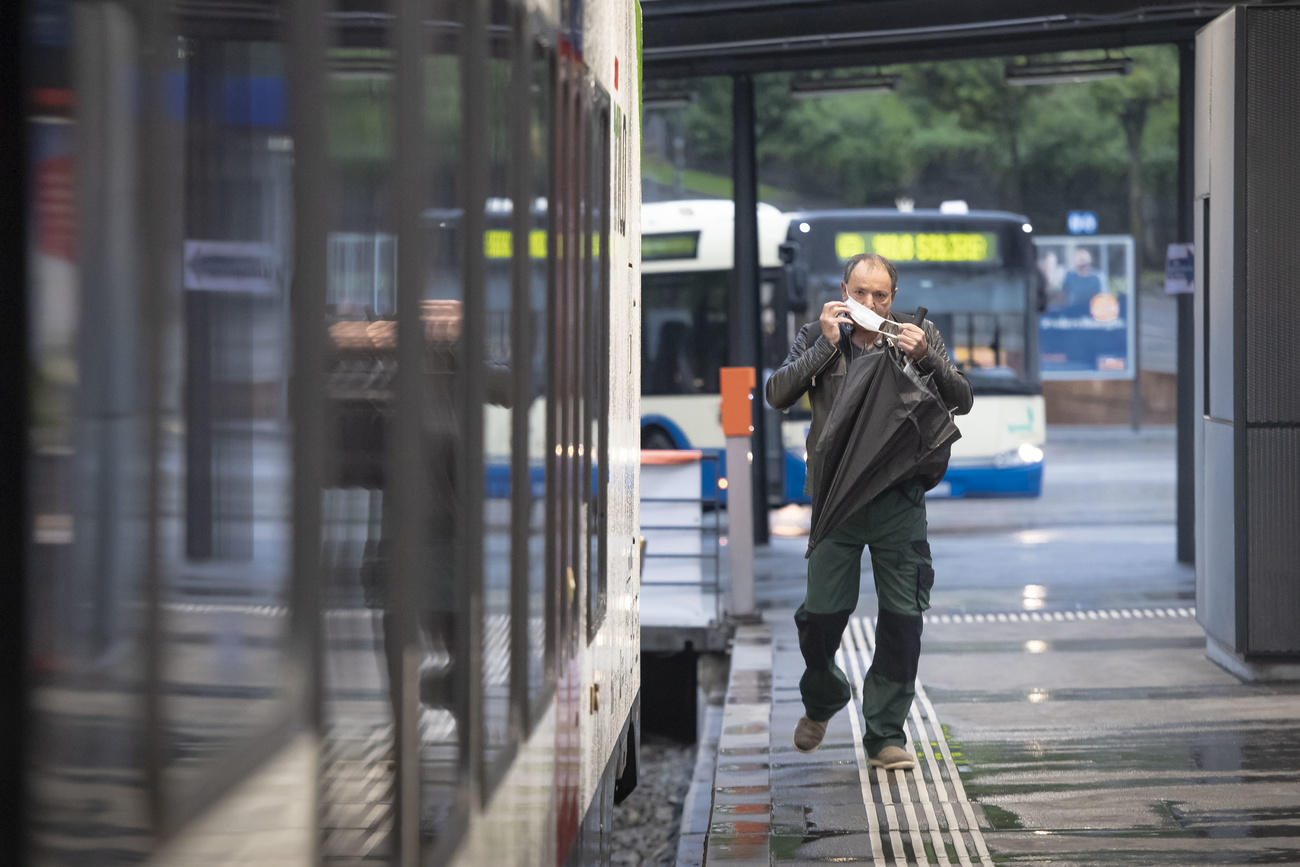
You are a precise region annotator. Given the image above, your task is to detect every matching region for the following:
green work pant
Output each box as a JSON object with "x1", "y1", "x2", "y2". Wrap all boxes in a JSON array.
[{"x1": 795, "y1": 480, "x2": 934, "y2": 756}]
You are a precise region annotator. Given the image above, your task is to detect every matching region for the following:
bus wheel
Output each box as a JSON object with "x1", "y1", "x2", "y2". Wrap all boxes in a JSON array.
[{"x1": 641, "y1": 426, "x2": 675, "y2": 450}]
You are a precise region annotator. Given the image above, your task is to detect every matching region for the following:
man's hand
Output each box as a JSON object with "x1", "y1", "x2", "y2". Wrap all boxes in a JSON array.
[
  {"x1": 819, "y1": 300, "x2": 851, "y2": 344},
  {"x1": 896, "y1": 322, "x2": 929, "y2": 361}
]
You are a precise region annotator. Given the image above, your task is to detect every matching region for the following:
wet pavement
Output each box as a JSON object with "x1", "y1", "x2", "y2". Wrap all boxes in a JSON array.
[
  {"x1": 923, "y1": 613, "x2": 1300, "y2": 864},
  {"x1": 682, "y1": 427, "x2": 1300, "y2": 865}
]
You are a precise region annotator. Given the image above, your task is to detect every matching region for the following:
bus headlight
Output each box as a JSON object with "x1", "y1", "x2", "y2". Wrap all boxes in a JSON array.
[
  {"x1": 993, "y1": 443, "x2": 1044, "y2": 468},
  {"x1": 1018, "y1": 443, "x2": 1044, "y2": 464}
]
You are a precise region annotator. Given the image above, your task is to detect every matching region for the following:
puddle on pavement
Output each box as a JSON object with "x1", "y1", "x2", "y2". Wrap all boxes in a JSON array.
[{"x1": 955, "y1": 724, "x2": 1300, "y2": 779}]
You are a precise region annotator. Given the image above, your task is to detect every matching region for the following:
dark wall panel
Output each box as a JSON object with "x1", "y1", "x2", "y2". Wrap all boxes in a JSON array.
[
  {"x1": 1244, "y1": 7, "x2": 1300, "y2": 425},
  {"x1": 1247, "y1": 428, "x2": 1300, "y2": 653}
]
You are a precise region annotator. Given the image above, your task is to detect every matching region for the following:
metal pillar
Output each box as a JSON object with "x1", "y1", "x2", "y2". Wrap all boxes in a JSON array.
[
  {"x1": 731, "y1": 73, "x2": 769, "y2": 545},
  {"x1": 725, "y1": 436, "x2": 756, "y2": 616},
  {"x1": 1176, "y1": 41, "x2": 1195, "y2": 564},
  {"x1": 182, "y1": 45, "x2": 216, "y2": 560},
  {"x1": 2, "y1": 0, "x2": 28, "y2": 856},
  {"x1": 1130, "y1": 267, "x2": 1142, "y2": 432}
]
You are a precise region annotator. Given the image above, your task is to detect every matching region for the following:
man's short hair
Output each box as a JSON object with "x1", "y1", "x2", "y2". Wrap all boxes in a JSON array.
[{"x1": 843, "y1": 253, "x2": 898, "y2": 290}]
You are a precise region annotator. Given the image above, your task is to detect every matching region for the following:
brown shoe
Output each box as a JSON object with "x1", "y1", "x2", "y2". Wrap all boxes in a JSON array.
[
  {"x1": 868, "y1": 745, "x2": 915, "y2": 770},
  {"x1": 793, "y1": 716, "x2": 829, "y2": 752}
]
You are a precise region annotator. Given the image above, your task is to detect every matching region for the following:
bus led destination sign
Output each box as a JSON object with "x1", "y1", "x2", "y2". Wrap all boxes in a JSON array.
[
  {"x1": 642, "y1": 231, "x2": 700, "y2": 261},
  {"x1": 834, "y1": 231, "x2": 998, "y2": 264}
]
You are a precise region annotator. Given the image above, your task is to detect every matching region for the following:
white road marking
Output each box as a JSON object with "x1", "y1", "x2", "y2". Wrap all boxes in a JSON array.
[
  {"x1": 836, "y1": 645, "x2": 888, "y2": 867},
  {"x1": 848, "y1": 618, "x2": 956, "y2": 867},
  {"x1": 922, "y1": 606, "x2": 1194, "y2": 628},
  {"x1": 861, "y1": 616, "x2": 994, "y2": 866},
  {"x1": 839, "y1": 633, "x2": 907, "y2": 864}
]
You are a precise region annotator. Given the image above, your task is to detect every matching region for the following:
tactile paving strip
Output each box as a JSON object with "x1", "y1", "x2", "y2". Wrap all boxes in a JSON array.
[{"x1": 839, "y1": 616, "x2": 994, "y2": 866}]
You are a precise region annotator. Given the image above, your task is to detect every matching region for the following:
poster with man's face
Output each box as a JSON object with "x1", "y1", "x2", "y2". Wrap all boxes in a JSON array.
[{"x1": 1035, "y1": 237, "x2": 1135, "y2": 380}]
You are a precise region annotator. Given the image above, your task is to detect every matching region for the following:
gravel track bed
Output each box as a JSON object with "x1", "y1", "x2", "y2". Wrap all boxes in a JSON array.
[{"x1": 610, "y1": 735, "x2": 697, "y2": 866}]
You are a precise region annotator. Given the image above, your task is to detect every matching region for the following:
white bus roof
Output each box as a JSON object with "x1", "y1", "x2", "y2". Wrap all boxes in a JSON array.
[{"x1": 641, "y1": 199, "x2": 789, "y2": 272}]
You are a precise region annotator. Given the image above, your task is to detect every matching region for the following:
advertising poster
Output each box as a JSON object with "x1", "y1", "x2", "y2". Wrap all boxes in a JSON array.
[{"x1": 1034, "y1": 235, "x2": 1137, "y2": 381}]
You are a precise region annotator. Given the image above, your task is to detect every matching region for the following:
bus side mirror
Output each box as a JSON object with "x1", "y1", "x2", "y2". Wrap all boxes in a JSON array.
[
  {"x1": 1034, "y1": 268, "x2": 1048, "y2": 313},
  {"x1": 779, "y1": 241, "x2": 808, "y2": 313},
  {"x1": 784, "y1": 263, "x2": 809, "y2": 314}
]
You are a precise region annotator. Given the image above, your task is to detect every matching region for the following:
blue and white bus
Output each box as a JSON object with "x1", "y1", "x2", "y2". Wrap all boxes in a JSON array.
[
  {"x1": 640, "y1": 200, "x2": 1045, "y2": 503},
  {"x1": 639, "y1": 199, "x2": 792, "y2": 499},
  {"x1": 780, "y1": 205, "x2": 1046, "y2": 497}
]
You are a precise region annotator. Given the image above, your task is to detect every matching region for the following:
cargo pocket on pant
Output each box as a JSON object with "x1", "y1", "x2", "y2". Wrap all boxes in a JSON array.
[
  {"x1": 901, "y1": 481, "x2": 926, "y2": 508},
  {"x1": 912, "y1": 540, "x2": 934, "y2": 611}
]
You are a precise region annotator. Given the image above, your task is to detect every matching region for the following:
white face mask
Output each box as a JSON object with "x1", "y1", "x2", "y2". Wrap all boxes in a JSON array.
[{"x1": 843, "y1": 293, "x2": 900, "y2": 340}]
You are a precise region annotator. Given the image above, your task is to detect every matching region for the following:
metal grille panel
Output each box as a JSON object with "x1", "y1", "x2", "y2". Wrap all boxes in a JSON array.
[
  {"x1": 1244, "y1": 7, "x2": 1300, "y2": 423},
  {"x1": 1247, "y1": 428, "x2": 1300, "y2": 654}
]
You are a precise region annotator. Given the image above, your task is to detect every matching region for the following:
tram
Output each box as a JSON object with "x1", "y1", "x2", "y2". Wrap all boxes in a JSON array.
[{"x1": 19, "y1": 1, "x2": 643, "y2": 864}]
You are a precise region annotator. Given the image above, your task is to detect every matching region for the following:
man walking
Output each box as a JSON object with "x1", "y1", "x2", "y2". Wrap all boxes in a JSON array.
[{"x1": 765, "y1": 253, "x2": 973, "y2": 770}]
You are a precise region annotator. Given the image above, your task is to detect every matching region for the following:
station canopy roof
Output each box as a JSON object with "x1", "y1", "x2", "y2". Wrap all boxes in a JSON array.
[{"x1": 642, "y1": 0, "x2": 1264, "y2": 77}]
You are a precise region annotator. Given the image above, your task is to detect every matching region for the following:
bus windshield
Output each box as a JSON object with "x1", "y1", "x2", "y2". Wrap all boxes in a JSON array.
[
  {"x1": 789, "y1": 212, "x2": 1040, "y2": 393},
  {"x1": 641, "y1": 269, "x2": 730, "y2": 396}
]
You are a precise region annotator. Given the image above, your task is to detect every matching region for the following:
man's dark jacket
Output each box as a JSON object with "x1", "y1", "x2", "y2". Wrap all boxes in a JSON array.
[{"x1": 766, "y1": 314, "x2": 973, "y2": 550}]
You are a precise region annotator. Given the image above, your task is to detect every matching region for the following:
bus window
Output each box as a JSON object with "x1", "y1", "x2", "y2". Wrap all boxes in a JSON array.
[
  {"x1": 641, "y1": 271, "x2": 729, "y2": 396},
  {"x1": 899, "y1": 268, "x2": 1031, "y2": 382}
]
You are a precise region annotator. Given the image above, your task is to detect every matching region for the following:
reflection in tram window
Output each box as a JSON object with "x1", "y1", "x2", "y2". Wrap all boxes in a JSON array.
[
  {"x1": 320, "y1": 11, "x2": 399, "y2": 860},
  {"x1": 163, "y1": 27, "x2": 296, "y2": 799},
  {"x1": 587, "y1": 88, "x2": 612, "y2": 641},
  {"x1": 418, "y1": 19, "x2": 467, "y2": 853},
  {"x1": 526, "y1": 39, "x2": 555, "y2": 731},
  {"x1": 19, "y1": 0, "x2": 641, "y2": 862},
  {"x1": 482, "y1": 3, "x2": 516, "y2": 785},
  {"x1": 26, "y1": 3, "x2": 156, "y2": 859}
]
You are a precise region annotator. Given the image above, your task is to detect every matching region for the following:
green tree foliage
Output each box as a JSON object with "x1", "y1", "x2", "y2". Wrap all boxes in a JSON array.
[
  {"x1": 1090, "y1": 46, "x2": 1180, "y2": 264},
  {"x1": 650, "y1": 46, "x2": 1181, "y2": 274}
]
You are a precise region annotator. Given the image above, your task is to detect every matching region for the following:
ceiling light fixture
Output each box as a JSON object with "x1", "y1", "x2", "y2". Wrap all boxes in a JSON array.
[
  {"x1": 1005, "y1": 55, "x2": 1133, "y2": 86},
  {"x1": 789, "y1": 72, "x2": 900, "y2": 98},
  {"x1": 642, "y1": 90, "x2": 696, "y2": 110}
]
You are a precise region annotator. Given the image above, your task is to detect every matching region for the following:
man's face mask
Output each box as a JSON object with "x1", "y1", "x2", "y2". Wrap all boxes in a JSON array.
[{"x1": 843, "y1": 293, "x2": 901, "y2": 342}]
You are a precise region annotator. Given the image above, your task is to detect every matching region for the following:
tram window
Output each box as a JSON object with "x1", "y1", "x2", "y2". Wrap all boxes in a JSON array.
[
  {"x1": 319, "y1": 8, "x2": 403, "y2": 862},
  {"x1": 587, "y1": 88, "x2": 611, "y2": 643},
  {"x1": 525, "y1": 39, "x2": 555, "y2": 731},
  {"x1": 161, "y1": 31, "x2": 298, "y2": 810},
  {"x1": 549, "y1": 55, "x2": 577, "y2": 677},
  {"x1": 481, "y1": 2, "x2": 516, "y2": 788},
  {"x1": 25, "y1": 4, "x2": 158, "y2": 853},
  {"x1": 418, "y1": 17, "x2": 467, "y2": 856},
  {"x1": 562, "y1": 62, "x2": 586, "y2": 651}
]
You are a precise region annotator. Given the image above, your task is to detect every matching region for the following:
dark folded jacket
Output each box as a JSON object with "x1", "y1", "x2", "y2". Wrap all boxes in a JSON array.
[
  {"x1": 766, "y1": 314, "x2": 973, "y2": 499},
  {"x1": 805, "y1": 347, "x2": 962, "y2": 556}
]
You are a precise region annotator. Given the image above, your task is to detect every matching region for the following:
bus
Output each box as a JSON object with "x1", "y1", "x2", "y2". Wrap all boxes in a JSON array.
[
  {"x1": 640, "y1": 199, "x2": 793, "y2": 499},
  {"x1": 780, "y1": 205, "x2": 1046, "y2": 498}
]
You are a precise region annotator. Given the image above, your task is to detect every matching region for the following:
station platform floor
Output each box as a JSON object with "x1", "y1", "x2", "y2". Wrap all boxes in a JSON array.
[{"x1": 677, "y1": 606, "x2": 1300, "y2": 866}]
